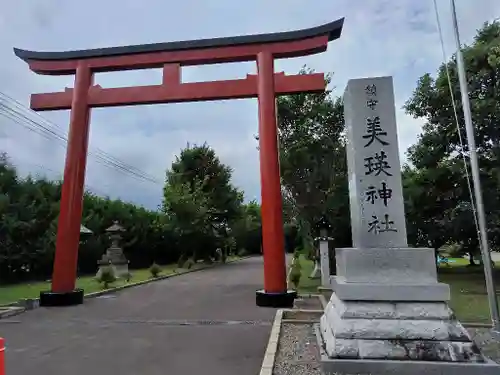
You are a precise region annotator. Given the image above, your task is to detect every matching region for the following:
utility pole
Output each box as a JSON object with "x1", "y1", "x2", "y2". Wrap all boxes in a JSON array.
[{"x1": 450, "y1": 0, "x2": 500, "y2": 332}]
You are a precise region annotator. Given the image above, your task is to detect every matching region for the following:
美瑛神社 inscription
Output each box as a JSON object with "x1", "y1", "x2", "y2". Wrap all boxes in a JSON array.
[{"x1": 344, "y1": 77, "x2": 407, "y2": 249}]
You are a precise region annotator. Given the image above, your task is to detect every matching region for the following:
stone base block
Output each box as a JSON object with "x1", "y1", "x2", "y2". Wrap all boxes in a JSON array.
[
  {"x1": 39, "y1": 289, "x2": 84, "y2": 307},
  {"x1": 331, "y1": 276, "x2": 450, "y2": 301},
  {"x1": 336, "y1": 247, "x2": 438, "y2": 284},
  {"x1": 319, "y1": 313, "x2": 471, "y2": 351},
  {"x1": 315, "y1": 325, "x2": 499, "y2": 375},
  {"x1": 319, "y1": 292, "x2": 496, "y2": 367},
  {"x1": 327, "y1": 293, "x2": 454, "y2": 320},
  {"x1": 255, "y1": 289, "x2": 297, "y2": 308}
]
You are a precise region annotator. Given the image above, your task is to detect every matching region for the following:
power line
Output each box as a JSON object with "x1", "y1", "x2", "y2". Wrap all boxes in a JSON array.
[
  {"x1": 0, "y1": 92, "x2": 164, "y2": 185},
  {"x1": 431, "y1": 0, "x2": 480, "y2": 240},
  {"x1": 0, "y1": 91, "x2": 162, "y2": 182},
  {"x1": 0, "y1": 102, "x2": 163, "y2": 184},
  {"x1": 14, "y1": 161, "x2": 110, "y2": 197}
]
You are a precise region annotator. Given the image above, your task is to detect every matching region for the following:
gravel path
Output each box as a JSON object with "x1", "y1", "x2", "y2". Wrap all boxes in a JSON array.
[
  {"x1": 274, "y1": 324, "x2": 322, "y2": 375},
  {"x1": 274, "y1": 323, "x2": 500, "y2": 375}
]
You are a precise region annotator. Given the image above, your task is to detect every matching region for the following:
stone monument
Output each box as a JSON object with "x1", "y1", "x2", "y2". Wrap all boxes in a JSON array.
[
  {"x1": 317, "y1": 76, "x2": 499, "y2": 374},
  {"x1": 96, "y1": 221, "x2": 129, "y2": 279}
]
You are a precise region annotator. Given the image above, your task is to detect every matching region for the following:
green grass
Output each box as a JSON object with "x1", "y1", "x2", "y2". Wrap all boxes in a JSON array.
[
  {"x1": 293, "y1": 254, "x2": 500, "y2": 324},
  {"x1": 0, "y1": 256, "x2": 241, "y2": 306},
  {"x1": 439, "y1": 264, "x2": 500, "y2": 323},
  {"x1": 439, "y1": 257, "x2": 469, "y2": 267},
  {"x1": 291, "y1": 255, "x2": 319, "y2": 293}
]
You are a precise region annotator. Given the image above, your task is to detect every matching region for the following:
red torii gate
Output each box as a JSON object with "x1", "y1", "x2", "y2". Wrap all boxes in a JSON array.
[{"x1": 14, "y1": 18, "x2": 344, "y2": 308}]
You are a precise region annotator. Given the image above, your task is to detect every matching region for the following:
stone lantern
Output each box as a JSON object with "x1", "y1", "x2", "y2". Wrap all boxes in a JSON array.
[
  {"x1": 311, "y1": 216, "x2": 333, "y2": 287},
  {"x1": 79, "y1": 224, "x2": 93, "y2": 244},
  {"x1": 96, "y1": 221, "x2": 129, "y2": 279}
]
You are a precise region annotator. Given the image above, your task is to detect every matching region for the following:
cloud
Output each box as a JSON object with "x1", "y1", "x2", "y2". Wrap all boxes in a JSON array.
[{"x1": 0, "y1": 0, "x2": 499, "y2": 209}]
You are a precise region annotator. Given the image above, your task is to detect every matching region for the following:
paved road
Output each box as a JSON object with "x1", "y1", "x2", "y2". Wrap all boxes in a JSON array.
[{"x1": 1, "y1": 257, "x2": 285, "y2": 375}]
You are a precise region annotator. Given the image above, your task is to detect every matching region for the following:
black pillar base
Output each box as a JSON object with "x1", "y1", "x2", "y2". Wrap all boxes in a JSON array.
[
  {"x1": 39, "y1": 289, "x2": 84, "y2": 307},
  {"x1": 255, "y1": 289, "x2": 297, "y2": 308}
]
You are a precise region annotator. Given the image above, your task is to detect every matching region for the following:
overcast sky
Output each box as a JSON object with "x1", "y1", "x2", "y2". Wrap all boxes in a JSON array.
[{"x1": 0, "y1": 0, "x2": 499, "y2": 209}]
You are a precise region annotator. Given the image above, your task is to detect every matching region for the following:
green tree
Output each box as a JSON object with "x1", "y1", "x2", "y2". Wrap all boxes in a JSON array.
[
  {"x1": 162, "y1": 144, "x2": 243, "y2": 264},
  {"x1": 404, "y1": 21, "x2": 500, "y2": 259},
  {"x1": 276, "y1": 69, "x2": 350, "y2": 257},
  {"x1": 0, "y1": 152, "x2": 175, "y2": 283},
  {"x1": 232, "y1": 200, "x2": 262, "y2": 255}
]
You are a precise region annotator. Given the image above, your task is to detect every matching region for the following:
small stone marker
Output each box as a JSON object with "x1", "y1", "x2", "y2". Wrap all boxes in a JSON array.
[
  {"x1": 318, "y1": 231, "x2": 331, "y2": 287},
  {"x1": 344, "y1": 76, "x2": 407, "y2": 249}
]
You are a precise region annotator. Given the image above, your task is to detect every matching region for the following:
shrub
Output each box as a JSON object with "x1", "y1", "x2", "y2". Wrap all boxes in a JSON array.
[
  {"x1": 149, "y1": 262, "x2": 162, "y2": 278},
  {"x1": 289, "y1": 263, "x2": 302, "y2": 290},
  {"x1": 293, "y1": 248, "x2": 301, "y2": 260},
  {"x1": 96, "y1": 266, "x2": 116, "y2": 289},
  {"x1": 125, "y1": 271, "x2": 132, "y2": 282},
  {"x1": 238, "y1": 248, "x2": 249, "y2": 257},
  {"x1": 221, "y1": 249, "x2": 227, "y2": 264}
]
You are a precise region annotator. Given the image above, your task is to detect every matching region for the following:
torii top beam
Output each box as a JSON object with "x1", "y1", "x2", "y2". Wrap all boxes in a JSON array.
[{"x1": 14, "y1": 18, "x2": 344, "y2": 75}]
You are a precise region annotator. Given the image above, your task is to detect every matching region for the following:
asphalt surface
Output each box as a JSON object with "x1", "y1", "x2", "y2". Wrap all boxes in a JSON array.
[{"x1": 0, "y1": 257, "x2": 285, "y2": 375}]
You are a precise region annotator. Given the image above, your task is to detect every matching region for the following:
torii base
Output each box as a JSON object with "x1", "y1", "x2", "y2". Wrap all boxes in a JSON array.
[
  {"x1": 255, "y1": 289, "x2": 297, "y2": 308},
  {"x1": 39, "y1": 289, "x2": 84, "y2": 307}
]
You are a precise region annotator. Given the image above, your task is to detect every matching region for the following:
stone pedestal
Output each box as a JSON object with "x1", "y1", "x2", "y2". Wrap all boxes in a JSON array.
[
  {"x1": 96, "y1": 247, "x2": 129, "y2": 279},
  {"x1": 332, "y1": 247, "x2": 450, "y2": 301},
  {"x1": 319, "y1": 247, "x2": 498, "y2": 372},
  {"x1": 318, "y1": 76, "x2": 499, "y2": 374}
]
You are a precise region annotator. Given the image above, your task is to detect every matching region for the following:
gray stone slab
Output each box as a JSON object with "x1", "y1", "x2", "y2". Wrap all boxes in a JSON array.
[
  {"x1": 332, "y1": 276, "x2": 451, "y2": 301},
  {"x1": 335, "y1": 247, "x2": 438, "y2": 284},
  {"x1": 326, "y1": 293, "x2": 454, "y2": 320},
  {"x1": 395, "y1": 302, "x2": 454, "y2": 320},
  {"x1": 321, "y1": 309, "x2": 470, "y2": 342},
  {"x1": 315, "y1": 325, "x2": 500, "y2": 375}
]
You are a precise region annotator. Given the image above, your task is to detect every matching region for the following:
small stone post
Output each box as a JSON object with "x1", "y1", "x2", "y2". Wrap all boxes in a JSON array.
[
  {"x1": 310, "y1": 216, "x2": 333, "y2": 287},
  {"x1": 309, "y1": 253, "x2": 321, "y2": 280}
]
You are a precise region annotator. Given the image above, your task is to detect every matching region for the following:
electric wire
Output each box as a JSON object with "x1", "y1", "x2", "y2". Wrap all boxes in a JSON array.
[
  {"x1": 0, "y1": 105, "x2": 163, "y2": 184},
  {"x1": 12, "y1": 160, "x2": 110, "y2": 197},
  {"x1": 0, "y1": 92, "x2": 164, "y2": 185},
  {"x1": 432, "y1": 0, "x2": 481, "y2": 246}
]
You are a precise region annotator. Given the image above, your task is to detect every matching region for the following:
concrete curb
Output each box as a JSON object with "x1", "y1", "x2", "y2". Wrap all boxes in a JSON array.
[
  {"x1": 0, "y1": 306, "x2": 25, "y2": 320},
  {"x1": 259, "y1": 309, "x2": 283, "y2": 375},
  {"x1": 1, "y1": 256, "x2": 251, "y2": 311},
  {"x1": 297, "y1": 293, "x2": 321, "y2": 299}
]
